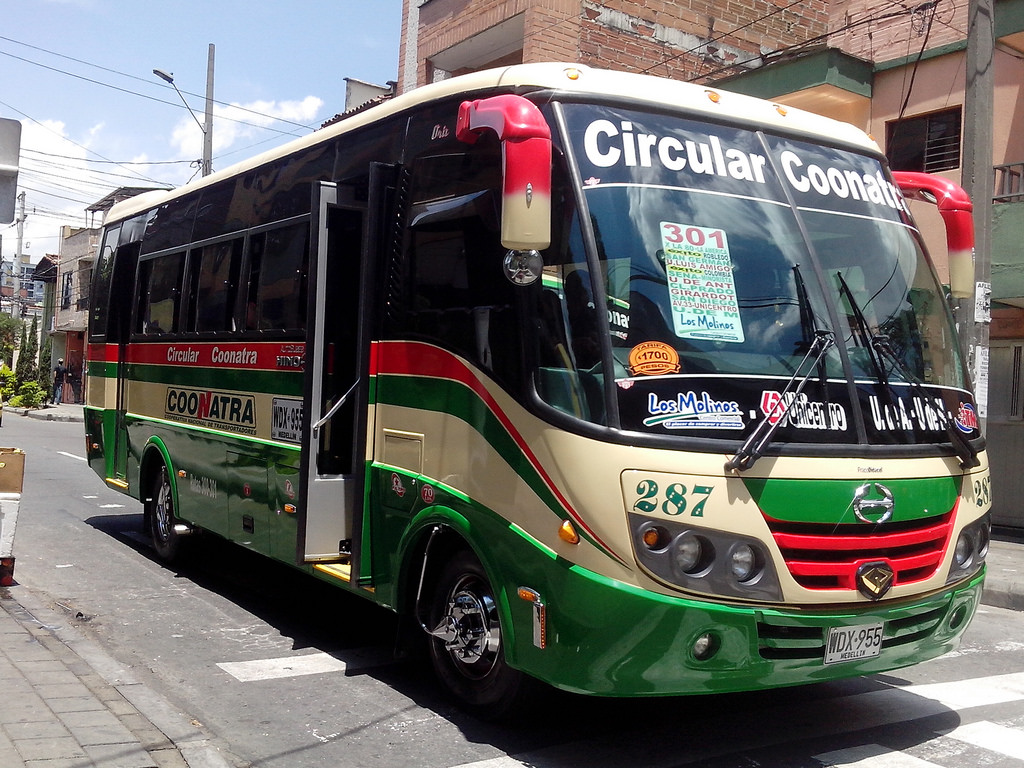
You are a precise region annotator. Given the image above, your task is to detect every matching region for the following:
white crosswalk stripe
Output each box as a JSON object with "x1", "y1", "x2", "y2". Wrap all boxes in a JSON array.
[{"x1": 941, "y1": 720, "x2": 1024, "y2": 762}]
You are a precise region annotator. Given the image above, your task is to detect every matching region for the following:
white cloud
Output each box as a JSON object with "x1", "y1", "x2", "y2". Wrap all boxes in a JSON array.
[{"x1": 166, "y1": 96, "x2": 324, "y2": 173}]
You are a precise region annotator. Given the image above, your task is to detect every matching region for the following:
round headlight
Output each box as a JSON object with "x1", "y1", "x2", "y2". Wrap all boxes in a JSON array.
[
  {"x1": 976, "y1": 522, "x2": 990, "y2": 561},
  {"x1": 953, "y1": 531, "x2": 974, "y2": 569},
  {"x1": 729, "y1": 543, "x2": 759, "y2": 582},
  {"x1": 673, "y1": 533, "x2": 703, "y2": 573}
]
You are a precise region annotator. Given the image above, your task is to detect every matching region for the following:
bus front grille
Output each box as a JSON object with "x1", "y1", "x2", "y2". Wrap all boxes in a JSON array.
[{"x1": 764, "y1": 511, "x2": 954, "y2": 591}]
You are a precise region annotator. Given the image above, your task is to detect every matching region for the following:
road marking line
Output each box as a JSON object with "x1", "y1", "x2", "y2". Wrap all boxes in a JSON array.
[
  {"x1": 899, "y1": 671, "x2": 1024, "y2": 709},
  {"x1": 942, "y1": 720, "x2": 1024, "y2": 761},
  {"x1": 58, "y1": 451, "x2": 87, "y2": 461},
  {"x1": 451, "y1": 759, "x2": 531, "y2": 768},
  {"x1": 218, "y1": 653, "x2": 348, "y2": 682},
  {"x1": 814, "y1": 744, "x2": 944, "y2": 766}
]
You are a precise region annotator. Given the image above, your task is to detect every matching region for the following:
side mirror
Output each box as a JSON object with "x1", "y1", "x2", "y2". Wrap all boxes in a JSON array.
[
  {"x1": 893, "y1": 171, "x2": 974, "y2": 299},
  {"x1": 456, "y1": 95, "x2": 552, "y2": 251}
]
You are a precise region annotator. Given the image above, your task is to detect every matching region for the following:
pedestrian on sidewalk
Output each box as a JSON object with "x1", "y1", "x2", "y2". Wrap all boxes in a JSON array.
[{"x1": 53, "y1": 357, "x2": 68, "y2": 405}]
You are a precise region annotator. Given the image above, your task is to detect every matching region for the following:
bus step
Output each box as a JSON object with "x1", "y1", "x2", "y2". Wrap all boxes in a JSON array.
[{"x1": 314, "y1": 562, "x2": 351, "y2": 583}]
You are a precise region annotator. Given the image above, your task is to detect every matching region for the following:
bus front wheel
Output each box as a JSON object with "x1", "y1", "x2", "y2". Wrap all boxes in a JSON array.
[
  {"x1": 427, "y1": 550, "x2": 528, "y2": 718},
  {"x1": 147, "y1": 464, "x2": 182, "y2": 563}
]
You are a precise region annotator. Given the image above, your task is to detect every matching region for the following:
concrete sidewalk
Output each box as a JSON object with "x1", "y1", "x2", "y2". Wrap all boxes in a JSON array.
[
  {"x1": 0, "y1": 587, "x2": 233, "y2": 768},
  {"x1": 5, "y1": 403, "x2": 85, "y2": 424}
]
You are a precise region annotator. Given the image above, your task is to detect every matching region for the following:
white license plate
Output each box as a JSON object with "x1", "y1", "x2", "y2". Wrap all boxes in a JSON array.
[{"x1": 824, "y1": 622, "x2": 884, "y2": 665}]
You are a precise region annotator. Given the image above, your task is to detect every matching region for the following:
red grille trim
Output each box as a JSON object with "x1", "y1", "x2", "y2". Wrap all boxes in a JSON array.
[{"x1": 764, "y1": 510, "x2": 955, "y2": 591}]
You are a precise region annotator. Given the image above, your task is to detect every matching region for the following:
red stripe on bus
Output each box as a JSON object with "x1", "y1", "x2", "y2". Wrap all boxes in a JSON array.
[
  {"x1": 87, "y1": 343, "x2": 119, "y2": 363},
  {"x1": 121, "y1": 341, "x2": 305, "y2": 371}
]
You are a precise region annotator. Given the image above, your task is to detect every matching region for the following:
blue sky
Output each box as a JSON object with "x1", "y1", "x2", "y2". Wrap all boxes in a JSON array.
[{"x1": 1, "y1": 0, "x2": 403, "y2": 263}]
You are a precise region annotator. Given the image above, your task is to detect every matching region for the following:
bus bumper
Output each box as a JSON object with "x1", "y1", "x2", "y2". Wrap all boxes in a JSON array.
[{"x1": 508, "y1": 559, "x2": 984, "y2": 697}]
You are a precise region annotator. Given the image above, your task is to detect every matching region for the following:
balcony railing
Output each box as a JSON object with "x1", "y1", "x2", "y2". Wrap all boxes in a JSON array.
[{"x1": 995, "y1": 162, "x2": 1024, "y2": 202}]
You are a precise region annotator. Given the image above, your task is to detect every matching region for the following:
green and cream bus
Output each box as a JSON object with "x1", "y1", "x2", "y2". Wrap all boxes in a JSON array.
[{"x1": 85, "y1": 63, "x2": 990, "y2": 716}]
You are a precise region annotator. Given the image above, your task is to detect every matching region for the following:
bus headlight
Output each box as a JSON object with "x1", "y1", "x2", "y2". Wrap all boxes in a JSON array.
[
  {"x1": 672, "y1": 532, "x2": 713, "y2": 576},
  {"x1": 728, "y1": 543, "x2": 761, "y2": 583},
  {"x1": 946, "y1": 513, "x2": 991, "y2": 584},
  {"x1": 953, "y1": 532, "x2": 973, "y2": 570},
  {"x1": 629, "y1": 513, "x2": 781, "y2": 601}
]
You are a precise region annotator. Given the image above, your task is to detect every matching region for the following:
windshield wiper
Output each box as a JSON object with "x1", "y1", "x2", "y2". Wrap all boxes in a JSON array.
[
  {"x1": 726, "y1": 329, "x2": 835, "y2": 472},
  {"x1": 871, "y1": 334, "x2": 980, "y2": 469},
  {"x1": 834, "y1": 272, "x2": 978, "y2": 469},
  {"x1": 836, "y1": 272, "x2": 891, "y2": 389}
]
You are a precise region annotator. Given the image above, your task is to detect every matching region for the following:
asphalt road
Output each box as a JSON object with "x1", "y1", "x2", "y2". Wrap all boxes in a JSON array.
[{"x1": 6, "y1": 415, "x2": 1024, "y2": 768}]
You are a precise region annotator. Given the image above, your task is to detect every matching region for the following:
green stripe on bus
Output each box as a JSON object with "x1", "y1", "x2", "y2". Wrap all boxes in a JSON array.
[
  {"x1": 127, "y1": 363, "x2": 302, "y2": 395},
  {"x1": 744, "y1": 475, "x2": 962, "y2": 524}
]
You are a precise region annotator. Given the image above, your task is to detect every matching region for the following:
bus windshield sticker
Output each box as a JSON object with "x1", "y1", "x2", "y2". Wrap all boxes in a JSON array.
[
  {"x1": 628, "y1": 341, "x2": 680, "y2": 376},
  {"x1": 660, "y1": 222, "x2": 744, "y2": 343},
  {"x1": 643, "y1": 390, "x2": 744, "y2": 430}
]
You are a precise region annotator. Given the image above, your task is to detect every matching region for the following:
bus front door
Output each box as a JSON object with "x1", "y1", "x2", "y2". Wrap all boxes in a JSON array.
[{"x1": 299, "y1": 181, "x2": 373, "y2": 577}]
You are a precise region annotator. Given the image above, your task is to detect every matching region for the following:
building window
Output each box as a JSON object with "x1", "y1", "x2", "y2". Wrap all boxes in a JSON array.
[
  {"x1": 886, "y1": 107, "x2": 962, "y2": 173},
  {"x1": 61, "y1": 272, "x2": 74, "y2": 309}
]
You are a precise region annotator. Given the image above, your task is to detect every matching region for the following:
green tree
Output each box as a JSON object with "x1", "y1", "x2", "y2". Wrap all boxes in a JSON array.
[
  {"x1": 14, "y1": 316, "x2": 38, "y2": 391},
  {"x1": 38, "y1": 335, "x2": 52, "y2": 397},
  {"x1": 0, "y1": 364, "x2": 15, "y2": 401},
  {"x1": 0, "y1": 314, "x2": 21, "y2": 366}
]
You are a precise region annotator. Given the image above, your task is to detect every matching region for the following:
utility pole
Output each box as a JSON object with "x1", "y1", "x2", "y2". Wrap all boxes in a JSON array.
[
  {"x1": 203, "y1": 43, "x2": 215, "y2": 176},
  {"x1": 13, "y1": 190, "x2": 25, "y2": 316},
  {"x1": 961, "y1": 0, "x2": 994, "y2": 432}
]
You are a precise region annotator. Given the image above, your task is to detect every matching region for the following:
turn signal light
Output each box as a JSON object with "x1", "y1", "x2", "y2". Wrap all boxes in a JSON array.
[{"x1": 559, "y1": 519, "x2": 580, "y2": 544}]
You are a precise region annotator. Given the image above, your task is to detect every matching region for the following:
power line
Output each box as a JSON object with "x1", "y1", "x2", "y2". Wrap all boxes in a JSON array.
[
  {"x1": 23, "y1": 148, "x2": 192, "y2": 167},
  {"x1": 0, "y1": 36, "x2": 319, "y2": 135}
]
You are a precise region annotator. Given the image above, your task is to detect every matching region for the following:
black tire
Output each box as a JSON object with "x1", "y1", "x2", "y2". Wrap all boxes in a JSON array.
[
  {"x1": 147, "y1": 464, "x2": 182, "y2": 563},
  {"x1": 427, "y1": 549, "x2": 529, "y2": 719}
]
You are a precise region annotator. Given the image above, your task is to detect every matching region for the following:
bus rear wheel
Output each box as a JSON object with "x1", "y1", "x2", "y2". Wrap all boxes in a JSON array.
[
  {"x1": 147, "y1": 464, "x2": 182, "y2": 563},
  {"x1": 427, "y1": 550, "x2": 528, "y2": 719}
]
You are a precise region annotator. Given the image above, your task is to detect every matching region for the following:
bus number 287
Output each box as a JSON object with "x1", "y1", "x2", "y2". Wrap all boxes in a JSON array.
[{"x1": 632, "y1": 480, "x2": 713, "y2": 517}]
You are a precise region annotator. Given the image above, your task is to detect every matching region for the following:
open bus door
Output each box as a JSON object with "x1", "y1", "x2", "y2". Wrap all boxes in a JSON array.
[{"x1": 298, "y1": 170, "x2": 389, "y2": 583}]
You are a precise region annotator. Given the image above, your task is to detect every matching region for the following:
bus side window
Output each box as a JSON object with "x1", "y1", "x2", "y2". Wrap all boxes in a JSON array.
[
  {"x1": 187, "y1": 239, "x2": 243, "y2": 333},
  {"x1": 244, "y1": 233, "x2": 264, "y2": 331},
  {"x1": 137, "y1": 252, "x2": 185, "y2": 335},
  {"x1": 404, "y1": 215, "x2": 521, "y2": 387},
  {"x1": 253, "y1": 224, "x2": 309, "y2": 332},
  {"x1": 89, "y1": 225, "x2": 121, "y2": 340}
]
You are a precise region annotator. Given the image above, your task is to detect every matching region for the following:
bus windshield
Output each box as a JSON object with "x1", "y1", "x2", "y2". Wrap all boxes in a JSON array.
[{"x1": 540, "y1": 103, "x2": 975, "y2": 447}]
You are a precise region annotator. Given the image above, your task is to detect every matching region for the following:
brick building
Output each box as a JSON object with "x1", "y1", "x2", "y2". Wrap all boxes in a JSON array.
[{"x1": 399, "y1": 0, "x2": 829, "y2": 91}]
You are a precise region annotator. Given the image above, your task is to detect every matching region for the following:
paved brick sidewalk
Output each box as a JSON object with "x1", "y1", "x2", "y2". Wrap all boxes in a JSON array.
[{"x1": 0, "y1": 588, "x2": 233, "y2": 768}]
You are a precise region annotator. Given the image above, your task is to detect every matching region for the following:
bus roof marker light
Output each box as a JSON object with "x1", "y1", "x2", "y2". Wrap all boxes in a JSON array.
[
  {"x1": 705, "y1": 90, "x2": 722, "y2": 104},
  {"x1": 774, "y1": 104, "x2": 788, "y2": 117},
  {"x1": 559, "y1": 519, "x2": 580, "y2": 545},
  {"x1": 564, "y1": 67, "x2": 582, "y2": 81}
]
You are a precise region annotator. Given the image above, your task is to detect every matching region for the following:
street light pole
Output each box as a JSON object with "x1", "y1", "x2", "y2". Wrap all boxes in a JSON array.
[{"x1": 153, "y1": 42, "x2": 215, "y2": 177}]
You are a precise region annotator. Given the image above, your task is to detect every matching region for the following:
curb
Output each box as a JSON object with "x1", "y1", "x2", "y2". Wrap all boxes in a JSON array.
[{"x1": 5, "y1": 405, "x2": 84, "y2": 423}]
